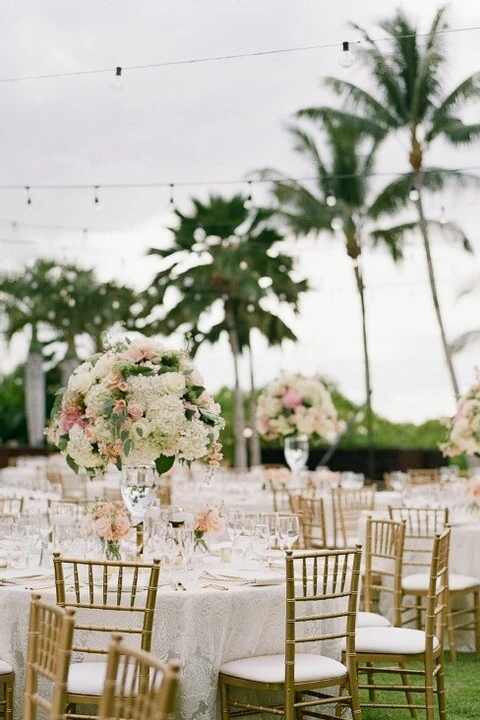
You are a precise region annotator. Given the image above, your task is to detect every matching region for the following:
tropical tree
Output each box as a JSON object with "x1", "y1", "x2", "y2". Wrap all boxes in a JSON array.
[
  {"x1": 451, "y1": 279, "x2": 480, "y2": 353},
  {"x1": 145, "y1": 194, "x2": 308, "y2": 467},
  {"x1": 260, "y1": 114, "x2": 400, "y2": 479},
  {"x1": 0, "y1": 259, "x2": 57, "y2": 446},
  {"x1": 310, "y1": 6, "x2": 480, "y2": 400}
]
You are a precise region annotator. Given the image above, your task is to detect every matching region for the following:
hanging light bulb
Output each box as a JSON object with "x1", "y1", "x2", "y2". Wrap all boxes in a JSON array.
[
  {"x1": 409, "y1": 186, "x2": 420, "y2": 202},
  {"x1": 193, "y1": 226, "x2": 206, "y2": 242},
  {"x1": 440, "y1": 206, "x2": 448, "y2": 226},
  {"x1": 243, "y1": 181, "x2": 253, "y2": 210},
  {"x1": 112, "y1": 66, "x2": 124, "y2": 91},
  {"x1": 25, "y1": 186, "x2": 32, "y2": 207},
  {"x1": 339, "y1": 41, "x2": 355, "y2": 68},
  {"x1": 326, "y1": 193, "x2": 337, "y2": 207},
  {"x1": 331, "y1": 217, "x2": 344, "y2": 231}
]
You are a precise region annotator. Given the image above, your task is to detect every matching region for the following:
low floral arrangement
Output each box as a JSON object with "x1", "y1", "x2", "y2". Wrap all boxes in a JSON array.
[
  {"x1": 256, "y1": 374, "x2": 344, "y2": 442},
  {"x1": 82, "y1": 499, "x2": 132, "y2": 560},
  {"x1": 194, "y1": 504, "x2": 225, "y2": 552},
  {"x1": 46, "y1": 336, "x2": 224, "y2": 478},
  {"x1": 262, "y1": 466, "x2": 291, "y2": 488},
  {"x1": 441, "y1": 378, "x2": 480, "y2": 458}
]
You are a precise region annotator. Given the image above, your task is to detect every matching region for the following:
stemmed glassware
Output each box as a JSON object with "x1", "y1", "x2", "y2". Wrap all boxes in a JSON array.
[
  {"x1": 284, "y1": 435, "x2": 309, "y2": 488},
  {"x1": 277, "y1": 515, "x2": 300, "y2": 550}
]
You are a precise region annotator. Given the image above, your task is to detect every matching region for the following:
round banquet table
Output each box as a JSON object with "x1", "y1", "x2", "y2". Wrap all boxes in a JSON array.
[{"x1": 0, "y1": 559, "x2": 344, "y2": 720}]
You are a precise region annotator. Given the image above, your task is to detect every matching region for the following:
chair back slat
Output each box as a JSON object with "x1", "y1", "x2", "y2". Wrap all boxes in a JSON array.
[
  {"x1": 388, "y1": 506, "x2": 448, "y2": 576},
  {"x1": 299, "y1": 497, "x2": 328, "y2": 550},
  {"x1": 332, "y1": 487, "x2": 377, "y2": 547},
  {"x1": 424, "y1": 527, "x2": 451, "y2": 647},
  {"x1": 53, "y1": 554, "x2": 161, "y2": 659},
  {"x1": 363, "y1": 516, "x2": 406, "y2": 625}
]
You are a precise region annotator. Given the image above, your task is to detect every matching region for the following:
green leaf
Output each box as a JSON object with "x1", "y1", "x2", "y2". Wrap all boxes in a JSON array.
[
  {"x1": 186, "y1": 385, "x2": 205, "y2": 401},
  {"x1": 198, "y1": 408, "x2": 221, "y2": 427},
  {"x1": 136, "y1": 426, "x2": 144, "y2": 437},
  {"x1": 103, "y1": 399, "x2": 114, "y2": 415},
  {"x1": 57, "y1": 435, "x2": 69, "y2": 451},
  {"x1": 66, "y1": 455, "x2": 79, "y2": 473},
  {"x1": 115, "y1": 456, "x2": 122, "y2": 471},
  {"x1": 185, "y1": 408, "x2": 195, "y2": 421},
  {"x1": 155, "y1": 455, "x2": 175, "y2": 475},
  {"x1": 124, "y1": 439, "x2": 132, "y2": 456}
]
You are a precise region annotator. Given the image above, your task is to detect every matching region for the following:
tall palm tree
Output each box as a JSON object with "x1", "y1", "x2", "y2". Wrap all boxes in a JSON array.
[
  {"x1": 261, "y1": 114, "x2": 397, "y2": 479},
  {"x1": 312, "y1": 6, "x2": 480, "y2": 400},
  {"x1": 146, "y1": 194, "x2": 308, "y2": 467}
]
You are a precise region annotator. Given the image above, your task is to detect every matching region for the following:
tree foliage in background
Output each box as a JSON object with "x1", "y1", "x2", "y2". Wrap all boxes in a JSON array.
[{"x1": 146, "y1": 194, "x2": 308, "y2": 467}]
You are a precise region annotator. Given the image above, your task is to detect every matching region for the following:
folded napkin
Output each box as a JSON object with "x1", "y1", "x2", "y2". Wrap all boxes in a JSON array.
[{"x1": 198, "y1": 570, "x2": 284, "y2": 587}]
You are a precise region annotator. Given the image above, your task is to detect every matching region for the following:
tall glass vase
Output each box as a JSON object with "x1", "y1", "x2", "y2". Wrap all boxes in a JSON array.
[
  {"x1": 120, "y1": 465, "x2": 158, "y2": 527},
  {"x1": 284, "y1": 435, "x2": 309, "y2": 490}
]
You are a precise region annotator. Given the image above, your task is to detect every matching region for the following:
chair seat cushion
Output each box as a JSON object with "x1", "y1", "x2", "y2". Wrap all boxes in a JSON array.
[
  {"x1": 357, "y1": 611, "x2": 392, "y2": 628},
  {"x1": 354, "y1": 627, "x2": 440, "y2": 655},
  {"x1": 0, "y1": 660, "x2": 13, "y2": 675},
  {"x1": 219, "y1": 653, "x2": 347, "y2": 684},
  {"x1": 402, "y1": 572, "x2": 480, "y2": 592}
]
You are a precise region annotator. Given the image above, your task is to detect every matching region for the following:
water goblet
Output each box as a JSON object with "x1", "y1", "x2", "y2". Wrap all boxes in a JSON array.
[
  {"x1": 284, "y1": 435, "x2": 309, "y2": 473},
  {"x1": 277, "y1": 515, "x2": 300, "y2": 551}
]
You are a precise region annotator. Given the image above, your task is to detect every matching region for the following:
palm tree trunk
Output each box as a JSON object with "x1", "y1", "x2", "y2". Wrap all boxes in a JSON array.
[
  {"x1": 353, "y1": 261, "x2": 375, "y2": 481},
  {"x1": 61, "y1": 336, "x2": 79, "y2": 387},
  {"x1": 25, "y1": 324, "x2": 45, "y2": 447},
  {"x1": 247, "y1": 338, "x2": 262, "y2": 468},
  {"x1": 225, "y1": 302, "x2": 247, "y2": 468},
  {"x1": 414, "y1": 180, "x2": 460, "y2": 400}
]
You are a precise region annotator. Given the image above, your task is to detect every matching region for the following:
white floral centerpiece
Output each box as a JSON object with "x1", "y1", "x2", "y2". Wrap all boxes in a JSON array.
[
  {"x1": 46, "y1": 336, "x2": 224, "y2": 478},
  {"x1": 441, "y1": 378, "x2": 480, "y2": 457},
  {"x1": 256, "y1": 373, "x2": 343, "y2": 442}
]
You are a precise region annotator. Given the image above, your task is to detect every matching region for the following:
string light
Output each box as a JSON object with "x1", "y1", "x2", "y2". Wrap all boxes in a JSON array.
[
  {"x1": 409, "y1": 187, "x2": 420, "y2": 202},
  {"x1": 339, "y1": 41, "x2": 355, "y2": 68},
  {"x1": 331, "y1": 217, "x2": 343, "y2": 231},
  {"x1": 111, "y1": 66, "x2": 123, "y2": 91},
  {"x1": 0, "y1": 24, "x2": 477, "y2": 85},
  {"x1": 93, "y1": 185, "x2": 100, "y2": 208},
  {"x1": 326, "y1": 193, "x2": 337, "y2": 207},
  {"x1": 440, "y1": 206, "x2": 448, "y2": 225},
  {"x1": 25, "y1": 186, "x2": 32, "y2": 207},
  {"x1": 243, "y1": 181, "x2": 253, "y2": 210}
]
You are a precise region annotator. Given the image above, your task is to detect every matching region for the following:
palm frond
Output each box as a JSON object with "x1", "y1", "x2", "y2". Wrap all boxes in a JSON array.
[
  {"x1": 323, "y1": 77, "x2": 399, "y2": 129},
  {"x1": 450, "y1": 329, "x2": 480, "y2": 353},
  {"x1": 428, "y1": 72, "x2": 480, "y2": 140},
  {"x1": 296, "y1": 107, "x2": 387, "y2": 141},
  {"x1": 368, "y1": 175, "x2": 413, "y2": 219}
]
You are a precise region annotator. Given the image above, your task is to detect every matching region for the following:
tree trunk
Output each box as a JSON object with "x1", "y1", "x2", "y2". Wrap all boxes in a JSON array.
[
  {"x1": 353, "y1": 260, "x2": 375, "y2": 481},
  {"x1": 25, "y1": 325, "x2": 45, "y2": 447},
  {"x1": 225, "y1": 303, "x2": 247, "y2": 468},
  {"x1": 247, "y1": 338, "x2": 262, "y2": 468},
  {"x1": 414, "y1": 176, "x2": 460, "y2": 401}
]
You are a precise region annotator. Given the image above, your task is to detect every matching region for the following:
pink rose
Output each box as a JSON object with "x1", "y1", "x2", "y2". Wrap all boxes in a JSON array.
[
  {"x1": 117, "y1": 381, "x2": 128, "y2": 392},
  {"x1": 281, "y1": 390, "x2": 303, "y2": 409},
  {"x1": 189, "y1": 369, "x2": 204, "y2": 386},
  {"x1": 59, "y1": 406, "x2": 84, "y2": 434},
  {"x1": 128, "y1": 403, "x2": 144, "y2": 420},
  {"x1": 124, "y1": 345, "x2": 144, "y2": 363},
  {"x1": 114, "y1": 399, "x2": 126, "y2": 414}
]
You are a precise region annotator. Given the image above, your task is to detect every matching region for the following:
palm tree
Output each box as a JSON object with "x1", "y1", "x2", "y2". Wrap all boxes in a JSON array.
[
  {"x1": 312, "y1": 6, "x2": 480, "y2": 400},
  {"x1": 261, "y1": 114, "x2": 397, "y2": 480},
  {"x1": 0, "y1": 259, "x2": 57, "y2": 446},
  {"x1": 146, "y1": 195, "x2": 308, "y2": 467},
  {"x1": 450, "y1": 279, "x2": 480, "y2": 353}
]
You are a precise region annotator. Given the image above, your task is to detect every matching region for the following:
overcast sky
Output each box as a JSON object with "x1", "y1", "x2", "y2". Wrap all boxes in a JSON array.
[{"x1": 1, "y1": 0, "x2": 479, "y2": 423}]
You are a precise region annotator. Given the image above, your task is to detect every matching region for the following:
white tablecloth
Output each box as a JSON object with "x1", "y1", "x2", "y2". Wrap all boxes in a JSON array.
[{"x1": 0, "y1": 559, "x2": 345, "y2": 720}]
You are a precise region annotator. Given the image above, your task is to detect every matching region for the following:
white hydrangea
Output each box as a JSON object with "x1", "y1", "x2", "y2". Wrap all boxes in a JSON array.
[{"x1": 67, "y1": 425, "x2": 105, "y2": 469}]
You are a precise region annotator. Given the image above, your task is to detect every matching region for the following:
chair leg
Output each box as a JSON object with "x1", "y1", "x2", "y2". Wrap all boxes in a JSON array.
[
  {"x1": 366, "y1": 662, "x2": 376, "y2": 703},
  {"x1": 219, "y1": 680, "x2": 231, "y2": 720},
  {"x1": 349, "y1": 673, "x2": 362, "y2": 720},
  {"x1": 5, "y1": 676, "x2": 13, "y2": 720},
  {"x1": 397, "y1": 662, "x2": 417, "y2": 719},
  {"x1": 436, "y1": 655, "x2": 447, "y2": 720},
  {"x1": 424, "y1": 658, "x2": 435, "y2": 720},
  {"x1": 474, "y1": 590, "x2": 480, "y2": 654},
  {"x1": 415, "y1": 595, "x2": 423, "y2": 629},
  {"x1": 446, "y1": 593, "x2": 457, "y2": 663}
]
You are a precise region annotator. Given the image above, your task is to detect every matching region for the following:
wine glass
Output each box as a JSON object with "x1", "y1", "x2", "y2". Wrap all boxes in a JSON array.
[
  {"x1": 284, "y1": 435, "x2": 309, "y2": 474},
  {"x1": 277, "y1": 515, "x2": 300, "y2": 551}
]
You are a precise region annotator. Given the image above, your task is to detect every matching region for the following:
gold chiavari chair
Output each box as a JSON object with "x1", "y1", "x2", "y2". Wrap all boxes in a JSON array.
[
  {"x1": 389, "y1": 505, "x2": 480, "y2": 663},
  {"x1": 53, "y1": 553, "x2": 161, "y2": 720},
  {"x1": 219, "y1": 546, "x2": 363, "y2": 720},
  {"x1": 353, "y1": 527, "x2": 450, "y2": 720},
  {"x1": 298, "y1": 496, "x2": 328, "y2": 550},
  {"x1": 0, "y1": 660, "x2": 14, "y2": 720},
  {"x1": 0, "y1": 497, "x2": 24, "y2": 517},
  {"x1": 407, "y1": 468, "x2": 440, "y2": 486},
  {"x1": 331, "y1": 486, "x2": 377, "y2": 547},
  {"x1": 357, "y1": 516, "x2": 406, "y2": 629},
  {"x1": 97, "y1": 634, "x2": 180, "y2": 720},
  {"x1": 23, "y1": 594, "x2": 76, "y2": 720}
]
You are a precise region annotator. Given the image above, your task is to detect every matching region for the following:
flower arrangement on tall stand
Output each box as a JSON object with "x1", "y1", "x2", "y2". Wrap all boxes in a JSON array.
[
  {"x1": 256, "y1": 374, "x2": 344, "y2": 443},
  {"x1": 441, "y1": 378, "x2": 480, "y2": 458},
  {"x1": 194, "y1": 504, "x2": 226, "y2": 553},
  {"x1": 82, "y1": 499, "x2": 132, "y2": 560}
]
